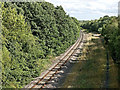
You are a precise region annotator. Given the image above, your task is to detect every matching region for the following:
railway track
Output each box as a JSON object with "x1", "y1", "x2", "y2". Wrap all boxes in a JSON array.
[{"x1": 25, "y1": 31, "x2": 86, "y2": 89}]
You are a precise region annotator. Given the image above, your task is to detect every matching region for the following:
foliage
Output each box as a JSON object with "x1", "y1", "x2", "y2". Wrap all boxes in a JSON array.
[
  {"x1": 82, "y1": 15, "x2": 120, "y2": 63},
  {"x1": 2, "y1": 2, "x2": 81, "y2": 88},
  {"x1": 4, "y1": 2, "x2": 81, "y2": 56}
]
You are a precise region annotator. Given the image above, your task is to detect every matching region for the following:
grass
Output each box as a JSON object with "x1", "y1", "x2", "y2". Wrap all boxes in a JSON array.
[
  {"x1": 61, "y1": 34, "x2": 119, "y2": 88},
  {"x1": 109, "y1": 55, "x2": 119, "y2": 88}
]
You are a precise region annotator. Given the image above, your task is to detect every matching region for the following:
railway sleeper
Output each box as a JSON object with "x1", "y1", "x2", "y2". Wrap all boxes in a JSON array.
[
  {"x1": 57, "y1": 66, "x2": 66, "y2": 70},
  {"x1": 38, "y1": 81, "x2": 46, "y2": 85},
  {"x1": 52, "y1": 68, "x2": 61, "y2": 71},
  {"x1": 71, "y1": 55, "x2": 77, "y2": 58},
  {"x1": 49, "y1": 68, "x2": 59, "y2": 72},
  {"x1": 69, "y1": 60, "x2": 79, "y2": 64},
  {"x1": 51, "y1": 66, "x2": 63, "y2": 71},
  {"x1": 67, "y1": 53, "x2": 73, "y2": 56},
  {"x1": 73, "y1": 51, "x2": 82, "y2": 55},
  {"x1": 70, "y1": 57, "x2": 77, "y2": 60},
  {"x1": 38, "y1": 77, "x2": 54, "y2": 85},
  {"x1": 44, "y1": 76, "x2": 51, "y2": 80},
  {"x1": 60, "y1": 65, "x2": 67, "y2": 69},
  {"x1": 34, "y1": 85, "x2": 43, "y2": 88},
  {"x1": 48, "y1": 71, "x2": 57, "y2": 75},
  {"x1": 72, "y1": 53, "x2": 78, "y2": 57},
  {"x1": 46, "y1": 80, "x2": 55, "y2": 84},
  {"x1": 57, "y1": 70, "x2": 64, "y2": 74},
  {"x1": 57, "y1": 62, "x2": 64, "y2": 66},
  {"x1": 70, "y1": 59, "x2": 79, "y2": 61},
  {"x1": 53, "y1": 66, "x2": 60, "y2": 69}
]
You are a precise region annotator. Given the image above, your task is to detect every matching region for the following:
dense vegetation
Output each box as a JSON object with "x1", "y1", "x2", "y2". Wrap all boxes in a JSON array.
[
  {"x1": 81, "y1": 15, "x2": 120, "y2": 63},
  {"x1": 2, "y1": 2, "x2": 81, "y2": 88}
]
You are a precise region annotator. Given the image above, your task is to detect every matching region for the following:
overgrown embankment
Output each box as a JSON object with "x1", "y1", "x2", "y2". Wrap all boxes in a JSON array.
[
  {"x1": 81, "y1": 15, "x2": 120, "y2": 87},
  {"x1": 81, "y1": 16, "x2": 120, "y2": 63},
  {"x1": 61, "y1": 34, "x2": 119, "y2": 88}
]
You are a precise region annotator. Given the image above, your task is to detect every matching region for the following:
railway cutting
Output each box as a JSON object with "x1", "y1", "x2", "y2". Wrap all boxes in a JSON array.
[{"x1": 24, "y1": 31, "x2": 87, "y2": 89}]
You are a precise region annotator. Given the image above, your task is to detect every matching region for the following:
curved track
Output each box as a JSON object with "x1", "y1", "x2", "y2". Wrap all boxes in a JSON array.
[{"x1": 25, "y1": 31, "x2": 85, "y2": 89}]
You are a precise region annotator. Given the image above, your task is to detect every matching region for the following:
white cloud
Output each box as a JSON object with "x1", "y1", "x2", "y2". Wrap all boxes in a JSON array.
[{"x1": 45, "y1": 0, "x2": 119, "y2": 20}]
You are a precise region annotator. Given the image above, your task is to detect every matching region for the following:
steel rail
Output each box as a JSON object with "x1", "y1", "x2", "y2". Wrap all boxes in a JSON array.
[{"x1": 28, "y1": 31, "x2": 84, "y2": 89}]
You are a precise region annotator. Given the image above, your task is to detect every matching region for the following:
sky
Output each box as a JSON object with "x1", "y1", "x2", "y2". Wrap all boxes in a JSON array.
[{"x1": 45, "y1": 0, "x2": 119, "y2": 20}]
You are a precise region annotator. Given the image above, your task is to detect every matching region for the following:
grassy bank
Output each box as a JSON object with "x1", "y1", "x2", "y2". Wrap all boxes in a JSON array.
[{"x1": 61, "y1": 34, "x2": 119, "y2": 88}]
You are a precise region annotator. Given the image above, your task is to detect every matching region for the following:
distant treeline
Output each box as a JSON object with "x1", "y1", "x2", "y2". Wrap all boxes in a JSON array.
[
  {"x1": 2, "y1": 2, "x2": 81, "y2": 88},
  {"x1": 81, "y1": 15, "x2": 120, "y2": 63}
]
